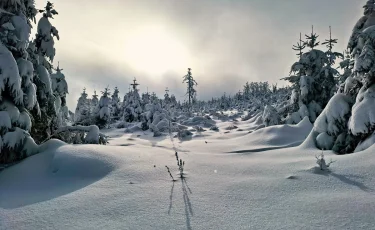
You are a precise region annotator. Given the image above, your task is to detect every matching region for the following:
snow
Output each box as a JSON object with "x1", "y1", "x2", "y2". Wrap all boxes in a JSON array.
[
  {"x1": 355, "y1": 132, "x2": 375, "y2": 153},
  {"x1": 54, "y1": 125, "x2": 106, "y2": 145},
  {"x1": 262, "y1": 105, "x2": 279, "y2": 127},
  {"x1": 4, "y1": 95, "x2": 375, "y2": 229},
  {"x1": 17, "y1": 58, "x2": 34, "y2": 85},
  {"x1": 3, "y1": 127, "x2": 26, "y2": 151},
  {"x1": 36, "y1": 65, "x2": 53, "y2": 96},
  {"x1": 349, "y1": 84, "x2": 375, "y2": 135},
  {"x1": 0, "y1": 111, "x2": 11, "y2": 130},
  {"x1": 0, "y1": 100, "x2": 20, "y2": 123},
  {"x1": 316, "y1": 132, "x2": 334, "y2": 150},
  {"x1": 11, "y1": 14, "x2": 31, "y2": 50},
  {"x1": 0, "y1": 42, "x2": 23, "y2": 104},
  {"x1": 2, "y1": 114, "x2": 375, "y2": 230},
  {"x1": 314, "y1": 93, "x2": 352, "y2": 135}
]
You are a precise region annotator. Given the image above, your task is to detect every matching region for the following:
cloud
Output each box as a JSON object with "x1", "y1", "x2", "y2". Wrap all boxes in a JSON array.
[{"x1": 35, "y1": 0, "x2": 367, "y2": 110}]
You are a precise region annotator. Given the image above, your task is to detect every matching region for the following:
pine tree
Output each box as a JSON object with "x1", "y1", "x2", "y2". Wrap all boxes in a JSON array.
[
  {"x1": 51, "y1": 63, "x2": 69, "y2": 127},
  {"x1": 111, "y1": 86, "x2": 121, "y2": 119},
  {"x1": 96, "y1": 87, "x2": 111, "y2": 128},
  {"x1": 74, "y1": 88, "x2": 91, "y2": 125},
  {"x1": 91, "y1": 90, "x2": 99, "y2": 107},
  {"x1": 313, "y1": 1, "x2": 375, "y2": 153},
  {"x1": 243, "y1": 82, "x2": 250, "y2": 100},
  {"x1": 0, "y1": 0, "x2": 42, "y2": 163},
  {"x1": 123, "y1": 79, "x2": 143, "y2": 122},
  {"x1": 282, "y1": 26, "x2": 340, "y2": 124},
  {"x1": 182, "y1": 68, "x2": 197, "y2": 108},
  {"x1": 29, "y1": 1, "x2": 61, "y2": 143}
]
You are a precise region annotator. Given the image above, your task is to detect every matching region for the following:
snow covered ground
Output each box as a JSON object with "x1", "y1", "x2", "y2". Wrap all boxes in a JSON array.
[{"x1": 1, "y1": 116, "x2": 375, "y2": 230}]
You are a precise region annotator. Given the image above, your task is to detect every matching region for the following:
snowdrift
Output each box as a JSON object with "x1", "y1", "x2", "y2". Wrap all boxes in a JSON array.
[
  {"x1": 228, "y1": 116, "x2": 313, "y2": 153},
  {"x1": 0, "y1": 141, "x2": 120, "y2": 209}
]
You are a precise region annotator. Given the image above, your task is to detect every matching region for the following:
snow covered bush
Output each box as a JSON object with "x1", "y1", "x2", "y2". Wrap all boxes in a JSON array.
[
  {"x1": 262, "y1": 105, "x2": 280, "y2": 127},
  {"x1": 315, "y1": 152, "x2": 334, "y2": 171},
  {"x1": 53, "y1": 125, "x2": 108, "y2": 145},
  {"x1": 142, "y1": 101, "x2": 171, "y2": 134},
  {"x1": 177, "y1": 129, "x2": 193, "y2": 140}
]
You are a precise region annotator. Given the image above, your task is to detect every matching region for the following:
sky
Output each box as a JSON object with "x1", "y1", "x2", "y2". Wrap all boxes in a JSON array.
[{"x1": 34, "y1": 0, "x2": 366, "y2": 109}]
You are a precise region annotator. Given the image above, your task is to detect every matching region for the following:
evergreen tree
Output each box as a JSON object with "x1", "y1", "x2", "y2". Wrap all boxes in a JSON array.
[
  {"x1": 182, "y1": 68, "x2": 197, "y2": 107},
  {"x1": 29, "y1": 1, "x2": 61, "y2": 143},
  {"x1": 96, "y1": 87, "x2": 111, "y2": 128},
  {"x1": 91, "y1": 90, "x2": 99, "y2": 107},
  {"x1": 123, "y1": 79, "x2": 143, "y2": 122},
  {"x1": 282, "y1": 26, "x2": 341, "y2": 124},
  {"x1": 74, "y1": 88, "x2": 91, "y2": 125},
  {"x1": 0, "y1": 0, "x2": 45, "y2": 163},
  {"x1": 51, "y1": 63, "x2": 69, "y2": 127},
  {"x1": 111, "y1": 86, "x2": 121, "y2": 119},
  {"x1": 313, "y1": 1, "x2": 375, "y2": 153}
]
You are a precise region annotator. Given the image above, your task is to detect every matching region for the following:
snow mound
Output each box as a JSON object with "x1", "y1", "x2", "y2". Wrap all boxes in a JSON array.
[
  {"x1": 231, "y1": 116, "x2": 312, "y2": 152},
  {"x1": 181, "y1": 116, "x2": 215, "y2": 128},
  {"x1": 0, "y1": 144, "x2": 121, "y2": 209}
]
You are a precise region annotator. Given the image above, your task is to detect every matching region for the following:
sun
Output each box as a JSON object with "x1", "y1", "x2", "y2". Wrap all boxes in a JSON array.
[{"x1": 123, "y1": 26, "x2": 189, "y2": 75}]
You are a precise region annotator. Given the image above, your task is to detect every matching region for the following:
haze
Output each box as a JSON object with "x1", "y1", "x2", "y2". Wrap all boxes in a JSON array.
[{"x1": 34, "y1": 0, "x2": 365, "y2": 109}]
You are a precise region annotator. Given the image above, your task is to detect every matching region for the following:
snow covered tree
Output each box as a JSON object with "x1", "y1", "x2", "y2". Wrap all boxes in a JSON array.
[
  {"x1": 0, "y1": 0, "x2": 40, "y2": 163},
  {"x1": 95, "y1": 87, "x2": 111, "y2": 128},
  {"x1": 312, "y1": 1, "x2": 375, "y2": 154},
  {"x1": 243, "y1": 82, "x2": 250, "y2": 100},
  {"x1": 150, "y1": 92, "x2": 158, "y2": 102},
  {"x1": 182, "y1": 68, "x2": 197, "y2": 108},
  {"x1": 282, "y1": 26, "x2": 341, "y2": 125},
  {"x1": 29, "y1": 1, "x2": 61, "y2": 143},
  {"x1": 163, "y1": 87, "x2": 170, "y2": 107},
  {"x1": 123, "y1": 79, "x2": 143, "y2": 122},
  {"x1": 91, "y1": 90, "x2": 99, "y2": 107},
  {"x1": 51, "y1": 63, "x2": 69, "y2": 127},
  {"x1": 321, "y1": 26, "x2": 343, "y2": 100},
  {"x1": 141, "y1": 91, "x2": 150, "y2": 106},
  {"x1": 74, "y1": 88, "x2": 91, "y2": 125},
  {"x1": 142, "y1": 100, "x2": 171, "y2": 135},
  {"x1": 111, "y1": 86, "x2": 121, "y2": 119}
]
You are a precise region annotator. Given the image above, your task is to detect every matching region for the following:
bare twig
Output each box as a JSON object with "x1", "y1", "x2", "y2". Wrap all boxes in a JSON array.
[{"x1": 165, "y1": 166, "x2": 176, "y2": 181}]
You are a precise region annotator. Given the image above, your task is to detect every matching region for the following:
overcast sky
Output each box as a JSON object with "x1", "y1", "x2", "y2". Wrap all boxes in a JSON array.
[{"x1": 35, "y1": 0, "x2": 366, "y2": 109}]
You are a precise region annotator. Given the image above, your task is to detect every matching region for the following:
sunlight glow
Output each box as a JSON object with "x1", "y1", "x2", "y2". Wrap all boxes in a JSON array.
[{"x1": 123, "y1": 26, "x2": 190, "y2": 75}]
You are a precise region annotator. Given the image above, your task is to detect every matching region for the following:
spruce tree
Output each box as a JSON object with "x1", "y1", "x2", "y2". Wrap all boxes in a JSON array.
[
  {"x1": 282, "y1": 26, "x2": 341, "y2": 124},
  {"x1": 182, "y1": 68, "x2": 197, "y2": 108},
  {"x1": 74, "y1": 88, "x2": 91, "y2": 125},
  {"x1": 313, "y1": 1, "x2": 375, "y2": 153},
  {"x1": 29, "y1": 1, "x2": 61, "y2": 143},
  {"x1": 0, "y1": 1, "x2": 45, "y2": 163},
  {"x1": 111, "y1": 86, "x2": 121, "y2": 119},
  {"x1": 123, "y1": 79, "x2": 143, "y2": 122},
  {"x1": 96, "y1": 87, "x2": 111, "y2": 128}
]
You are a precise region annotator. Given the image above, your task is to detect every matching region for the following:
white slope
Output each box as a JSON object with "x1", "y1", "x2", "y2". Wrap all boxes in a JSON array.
[{"x1": 1, "y1": 118, "x2": 375, "y2": 230}]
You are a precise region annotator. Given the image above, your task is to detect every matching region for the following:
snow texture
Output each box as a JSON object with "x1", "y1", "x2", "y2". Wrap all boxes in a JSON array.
[{"x1": 2, "y1": 116, "x2": 375, "y2": 230}]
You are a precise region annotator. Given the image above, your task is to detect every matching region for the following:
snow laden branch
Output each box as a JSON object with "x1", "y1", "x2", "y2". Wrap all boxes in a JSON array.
[{"x1": 53, "y1": 125, "x2": 108, "y2": 145}]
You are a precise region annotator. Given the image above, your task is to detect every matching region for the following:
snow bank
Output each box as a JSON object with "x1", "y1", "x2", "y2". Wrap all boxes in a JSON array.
[
  {"x1": 0, "y1": 144, "x2": 120, "y2": 209},
  {"x1": 230, "y1": 116, "x2": 313, "y2": 152}
]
